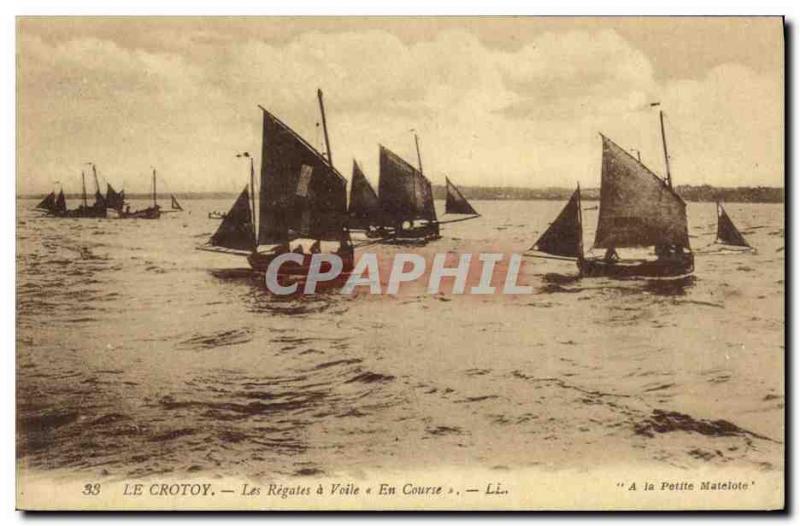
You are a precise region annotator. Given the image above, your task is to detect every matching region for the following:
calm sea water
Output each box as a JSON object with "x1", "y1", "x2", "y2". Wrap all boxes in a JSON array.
[{"x1": 16, "y1": 198, "x2": 784, "y2": 480}]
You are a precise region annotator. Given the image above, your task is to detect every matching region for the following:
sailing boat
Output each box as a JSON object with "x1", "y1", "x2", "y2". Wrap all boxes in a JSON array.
[
  {"x1": 531, "y1": 111, "x2": 694, "y2": 279},
  {"x1": 199, "y1": 89, "x2": 354, "y2": 276},
  {"x1": 120, "y1": 169, "x2": 161, "y2": 219},
  {"x1": 62, "y1": 167, "x2": 107, "y2": 218},
  {"x1": 444, "y1": 176, "x2": 480, "y2": 218},
  {"x1": 106, "y1": 183, "x2": 125, "y2": 213},
  {"x1": 35, "y1": 189, "x2": 67, "y2": 216},
  {"x1": 715, "y1": 201, "x2": 752, "y2": 249}
]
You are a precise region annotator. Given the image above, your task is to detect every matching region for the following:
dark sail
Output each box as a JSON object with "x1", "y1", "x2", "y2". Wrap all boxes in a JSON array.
[
  {"x1": 258, "y1": 109, "x2": 347, "y2": 244},
  {"x1": 594, "y1": 135, "x2": 690, "y2": 249},
  {"x1": 445, "y1": 177, "x2": 478, "y2": 215},
  {"x1": 378, "y1": 145, "x2": 437, "y2": 225},
  {"x1": 210, "y1": 186, "x2": 255, "y2": 252},
  {"x1": 106, "y1": 184, "x2": 125, "y2": 211},
  {"x1": 348, "y1": 160, "x2": 382, "y2": 229},
  {"x1": 36, "y1": 192, "x2": 56, "y2": 211},
  {"x1": 716, "y1": 202, "x2": 749, "y2": 247},
  {"x1": 171, "y1": 195, "x2": 183, "y2": 211},
  {"x1": 532, "y1": 187, "x2": 583, "y2": 258},
  {"x1": 93, "y1": 190, "x2": 107, "y2": 209},
  {"x1": 55, "y1": 190, "x2": 66, "y2": 213}
]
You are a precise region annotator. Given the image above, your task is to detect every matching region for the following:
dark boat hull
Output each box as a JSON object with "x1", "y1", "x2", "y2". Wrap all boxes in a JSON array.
[
  {"x1": 120, "y1": 206, "x2": 161, "y2": 219},
  {"x1": 578, "y1": 252, "x2": 694, "y2": 279},
  {"x1": 247, "y1": 250, "x2": 355, "y2": 275},
  {"x1": 60, "y1": 207, "x2": 107, "y2": 218},
  {"x1": 382, "y1": 223, "x2": 441, "y2": 244}
]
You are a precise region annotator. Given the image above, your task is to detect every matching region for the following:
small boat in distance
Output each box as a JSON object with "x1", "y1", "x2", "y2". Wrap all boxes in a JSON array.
[
  {"x1": 441, "y1": 176, "x2": 480, "y2": 224},
  {"x1": 715, "y1": 201, "x2": 753, "y2": 249},
  {"x1": 208, "y1": 211, "x2": 227, "y2": 220},
  {"x1": 119, "y1": 169, "x2": 182, "y2": 219},
  {"x1": 35, "y1": 188, "x2": 67, "y2": 216},
  {"x1": 62, "y1": 167, "x2": 107, "y2": 218},
  {"x1": 530, "y1": 110, "x2": 694, "y2": 279},
  {"x1": 199, "y1": 89, "x2": 354, "y2": 278}
]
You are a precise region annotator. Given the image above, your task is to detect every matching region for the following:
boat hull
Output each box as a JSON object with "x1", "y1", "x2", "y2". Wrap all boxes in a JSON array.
[
  {"x1": 247, "y1": 250, "x2": 355, "y2": 276},
  {"x1": 578, "y1": 252, "x2": 694, "y2": 279},
  {"x1": 120, "y1": 206, "x2": 161, "y2": 219}
]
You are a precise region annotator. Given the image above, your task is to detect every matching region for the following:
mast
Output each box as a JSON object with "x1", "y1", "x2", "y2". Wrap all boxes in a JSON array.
[
  {"x1": 152, "y1": 169, "x2": 157, "y2": 207},
  {"x1": 576, "y1": 182, "x2": 583, "y2": 259},
  {"x1": 317, "y1": 89, "x2": 332, "y2": 168},
  {"x1": 81, "y1": 170, "x2": 87, "y2": 208},
  {"x1": 92, "y1": 164, "x2": 100, "y2": 194},
  {"x1": 659, "y1": 110, "x2": 672, "y2": 188},
  {"x1": 414, "y1": 133, "x2": 423, "y2": 175},
  {"x1": 249, "y1": 156, "x2": 256, "y2": 245}
]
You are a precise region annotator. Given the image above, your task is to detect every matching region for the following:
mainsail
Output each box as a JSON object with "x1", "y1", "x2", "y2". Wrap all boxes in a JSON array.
[
  {"x1": 106, "y1": 184, "x2": 125, "y2": 211},
  {"x1": 209, "y1": 186, "x2": 255, "y2": 252},
  {"x1": 258, "y1": 108, "x2": 347, "y2": 245},
  {"x1": 593, "y1": 135, "x2": 690, "y2": 249},
  {"x1": 36, "y1": 192, "x2": 56, "y2": 211},
  {"x1": 716, "y1": 202, "x2": 750, "y2": 247},
  {"x1": 55, "y1": 190, "x2": 66, "y2": 214},
  {"x1": 348, "y1": 160, "x2": 382, "y2": 229},
  {"x1": 532, "y1": 187, "x2": 583, "y2": 258},
  {"x1": 171, "y1": 195, "x2": 183, "y2": 211},
  {"x1": 445, "y1": 177, "x2": 479, "y2": 215},
  {"x1": 378, "y1": 145, "x2": 437, "y2": 225}
]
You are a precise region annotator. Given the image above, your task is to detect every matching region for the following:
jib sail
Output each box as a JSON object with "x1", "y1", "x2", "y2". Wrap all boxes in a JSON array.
[
  {"x1": 531, "y1": 187, "x2": 583, "y2": 258},
  {"x1": 209, "y1": 186, "x2": 256, "y2": 252},
  {"x1": 445, "y1": 177, "x2": 478, "y2": 215},
  {"x1": 348, "y1": 160, "x2": 382, "y2": 229},
  {"x1": 716, "y1": 202, "x2": 750, "y2": 247}
]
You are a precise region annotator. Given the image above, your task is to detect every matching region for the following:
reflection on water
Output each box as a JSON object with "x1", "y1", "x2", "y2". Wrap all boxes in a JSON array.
[{"x1": 16, "y1": 199, "x2": 784, "y2": 479}]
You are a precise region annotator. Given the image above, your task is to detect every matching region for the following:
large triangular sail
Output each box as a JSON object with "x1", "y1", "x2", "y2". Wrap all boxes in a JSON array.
[
  {"x1": 348, "y1": 160, "x2": 382, "y2": 229},
  {"x1": 378, "y1": 145, "x2": 437, "y2": 225},
  {"x1": 445, "y1": 177, "x2": 479, "y2": 215},
  {"x1": 257, "y1": 108, "x2": 347, "y2": 245},
  {"x1": 209, "y1": 186, "x2": 256, "y2": 252},
  {"x1": 716, "y1": 202, "x2": 750, "y2": 247},
  {"x1": 531, "y1": 187, "x2": 583, "y2": 258},
  {"x1": 593, "y1": 135, "x2": 690, "y2": 249}
]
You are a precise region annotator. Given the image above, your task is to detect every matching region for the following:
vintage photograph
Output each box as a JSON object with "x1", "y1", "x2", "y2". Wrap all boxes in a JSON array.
[{"x1": 15, "y1": 16, "x2": 784, "y2": 510}]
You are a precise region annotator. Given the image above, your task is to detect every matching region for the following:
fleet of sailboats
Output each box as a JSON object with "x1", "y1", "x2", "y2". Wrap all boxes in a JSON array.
[
  {"x1": 36, "y1": 165, "x2": 183, "y2": 220},
  {"x1": 32, "y1": 95, "x2": 757, "y2": 281}
]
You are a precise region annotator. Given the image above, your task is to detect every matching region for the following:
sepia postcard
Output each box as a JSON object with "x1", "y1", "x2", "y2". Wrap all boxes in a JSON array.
[{"x1": 15, "y1": 16, "x2": 785, "y2": 511}]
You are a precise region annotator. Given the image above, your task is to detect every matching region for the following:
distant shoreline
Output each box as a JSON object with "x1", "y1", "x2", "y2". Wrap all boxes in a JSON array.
[{"x1": 18, "y1": 184, "x2": 785, "y2": 203}]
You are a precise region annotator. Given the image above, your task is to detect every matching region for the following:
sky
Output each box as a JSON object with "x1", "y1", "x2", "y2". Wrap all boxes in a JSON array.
[{"x1": 17, "y1": 17, "x2": 784, "y2": 195}]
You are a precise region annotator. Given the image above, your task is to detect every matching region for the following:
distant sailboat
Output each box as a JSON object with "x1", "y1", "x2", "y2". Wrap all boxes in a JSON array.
[
  {"x1": 531, "y1": 111, "x2": 694, "y2": 279},
  {"x1": 170, "y1": 195, "x2": 183, "y2": 211},
  {"x1": 199, "y1": 89, "x2": 354, "y2": 276},
  {"x1": 715, "y1": 201, "x2": 751, "y2": 248},
  {"x1": 442, "y1": 176, "x2": 480, "y2": 222},
  {"x1": 377, "y1": 142, "x2": 440, "y2": 242},
  {"x1": 61, "y1": 168, "x2": 107, "y2": 218},
  {"x1": 120, "y1": 169, "x2": 161, "y2": 219}
]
